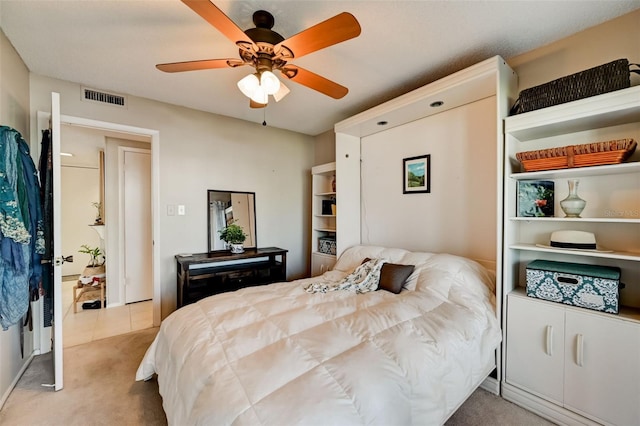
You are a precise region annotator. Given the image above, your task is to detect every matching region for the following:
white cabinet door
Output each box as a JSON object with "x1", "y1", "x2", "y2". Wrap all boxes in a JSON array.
[
  {"x1": 506, "y1": 295, "x2": 565, "y2": 405},
  {"x1": 564, "y1": 311, "x2": 640, "y2": 426},
  {"x1": 311, "y1": 253, "x2": 336, "y2": 277}
]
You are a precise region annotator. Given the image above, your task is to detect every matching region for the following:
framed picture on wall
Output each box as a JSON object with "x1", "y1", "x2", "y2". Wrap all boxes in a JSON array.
[
  {"x1": 517, "y1": 180, "x2": 554, "y2": 217},
  {"x1": 403, "y1": 154, "x2": 430, "y2": 194}
]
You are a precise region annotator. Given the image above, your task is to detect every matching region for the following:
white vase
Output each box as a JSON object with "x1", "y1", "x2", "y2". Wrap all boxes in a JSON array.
[
  {"x1": 230, "y1": 243, "x2": 244, "y2": 254},
  {"x1": 560, "y1": 179, "x2": 587, "y2": 218}
]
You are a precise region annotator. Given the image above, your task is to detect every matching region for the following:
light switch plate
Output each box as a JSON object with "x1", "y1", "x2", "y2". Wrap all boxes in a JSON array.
[
  {"x1": 178, "y1": 205, "x2": 186, "y2": 215},
  {"x1": 167, "y1": 204, "x2": 175, "y2": 216}
]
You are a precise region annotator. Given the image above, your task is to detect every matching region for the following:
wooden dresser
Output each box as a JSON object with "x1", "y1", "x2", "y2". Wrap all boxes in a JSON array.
[{"x1": 175, "y1": 247, "x2": 287, "y2": 308}]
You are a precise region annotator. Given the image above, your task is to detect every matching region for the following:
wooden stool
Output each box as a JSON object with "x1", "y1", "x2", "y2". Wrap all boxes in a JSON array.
[{"x1": 72, "y1": 265, "x2": 106, "y2": 313}]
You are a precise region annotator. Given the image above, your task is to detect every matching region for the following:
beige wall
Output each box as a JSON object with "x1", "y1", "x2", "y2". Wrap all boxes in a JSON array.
[
  {"x1": 59, "y1": 125, "x2": 106, "y2": 277},
  {"x1": 28, "y1": 74, "x2": 315, "y2": 318},
  {"x1": 0, "y1": 28, "x2": 34, "y2": 408},
  {"x1": 61, "y1": 165, "x2": 100, "y2": 276},
  {"x1": 314, "y1": 129, "x2": 336, "y2": 166},
  {"x1": 360, "y1": 96, "x2": 498, "y2": 264},
  {"x1": 508, "y1": 10, "x2": 640, "y2": 91}
]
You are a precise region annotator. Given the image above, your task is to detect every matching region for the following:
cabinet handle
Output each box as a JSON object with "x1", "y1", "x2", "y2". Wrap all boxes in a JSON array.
[
  {"x1": 545, "y1": 325, "x2": 553, "y2": 356},
  {"x1": 576, "y1": 334, "x2": 584, "y2": 367}
]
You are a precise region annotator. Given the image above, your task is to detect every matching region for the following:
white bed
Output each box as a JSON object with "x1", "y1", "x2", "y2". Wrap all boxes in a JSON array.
[{"x1": 136, "y1": 245, "x2": 500, "y2": 425}]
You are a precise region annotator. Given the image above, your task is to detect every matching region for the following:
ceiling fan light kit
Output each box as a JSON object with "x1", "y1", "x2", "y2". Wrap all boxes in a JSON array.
[
  {"x1": 259, "y1": 71, "x2": 280, "y2": 94},
  {"x1": 237, "y1": 71, "x2": 284, "y2": 105},
  {"x1": 157, "y1": 0, "x2": 361, "y2": 109},
  {"x1": 237, "y1": 73, "x2": 260, "y2": 98},
  {"x1": 273, "y1": 83, "x2": 290, "y2": 102},
  {"x1": 250, "y1": 87, "x2": 268, "y2": 104}
]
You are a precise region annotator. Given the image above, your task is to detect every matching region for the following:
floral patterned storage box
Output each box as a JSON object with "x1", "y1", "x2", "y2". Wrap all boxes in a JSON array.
[
  {"x1": 318, "y1": 237, "x2": 337, "y2": 255},
  {"x1": 526, "y1": 260, "x2": 622, "y2": 314}
]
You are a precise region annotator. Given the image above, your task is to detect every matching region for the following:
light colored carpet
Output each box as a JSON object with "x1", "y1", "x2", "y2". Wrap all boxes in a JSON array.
[
  {"x1": 0, "y1": 327, "x2": 553, "y2": 425},
  {"x1": 0, "y1": 327, "x2": 166, "y2": 426},
  {"x1": 446, "y1": 387, "x2": 554, "y2": 425}
]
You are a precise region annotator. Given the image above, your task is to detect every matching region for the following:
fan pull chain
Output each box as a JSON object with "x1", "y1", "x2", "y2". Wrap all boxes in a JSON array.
[{"x1": 262, "y1": 105, "x2": 267, "y2": 126}]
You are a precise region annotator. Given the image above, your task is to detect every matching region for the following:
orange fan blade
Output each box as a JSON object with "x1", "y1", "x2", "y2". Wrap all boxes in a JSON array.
[
  {"x1": 250, "y1": 99, "x2": 267, "y2": 109},
  {"x1": 156, "y1": 59, "x2": 244, "y2": 73},
  {"x1": 281, "y1": 65, "x2": 348, "y2": 99},
  {"x1": 274, "y1": 12, "x2": 360, "y2": 60},
  {"x1": 181, "y1": 0, "x2": 255, "y2": 49}
]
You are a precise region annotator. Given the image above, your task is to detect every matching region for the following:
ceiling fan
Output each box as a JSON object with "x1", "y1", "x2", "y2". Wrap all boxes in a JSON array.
[{"x1": 157, "y1": 0, "x2": 361, "y2": 108}]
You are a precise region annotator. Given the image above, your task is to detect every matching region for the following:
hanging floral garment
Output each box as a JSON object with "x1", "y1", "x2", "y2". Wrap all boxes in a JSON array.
[{"x1": 0, "y1": 126, "x2": 45, "y2": 331}]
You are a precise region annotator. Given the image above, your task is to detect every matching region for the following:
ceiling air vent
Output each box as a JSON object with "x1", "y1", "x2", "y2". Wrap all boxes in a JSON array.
[{"x1": 82, "y1": 87, "x2": 127, "y2": 108}]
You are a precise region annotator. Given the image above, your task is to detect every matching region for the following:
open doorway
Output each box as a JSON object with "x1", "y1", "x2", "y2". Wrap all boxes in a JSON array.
[
  {"x1": 35, "y1": 110, "x2": 161, "y2": 358},
  {"x1": 59, "y1": 126, "x2": 153, "y2": 347}
]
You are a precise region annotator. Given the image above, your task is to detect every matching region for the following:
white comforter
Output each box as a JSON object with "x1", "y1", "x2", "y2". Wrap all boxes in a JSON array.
[{"x1": 137, "y1": 246, "x2": 500, "y2": 425}]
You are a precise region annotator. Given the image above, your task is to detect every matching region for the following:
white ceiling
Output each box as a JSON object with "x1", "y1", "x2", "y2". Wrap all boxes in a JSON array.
[{"x1": 1, "y1": 1, "x2": 638, "y2": 136}]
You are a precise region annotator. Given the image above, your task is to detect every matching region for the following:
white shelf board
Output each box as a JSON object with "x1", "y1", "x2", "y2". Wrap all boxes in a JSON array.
[
  {"x1": 314, "y1": 227, "x2": 336, "y2": 232},
  {"x1": 510, "y1": 217, "x2": 640, "y2": 224},
  {"x1": 314, "y1": 192, "x2": 336, "y2": 196},
  {"x1": 510, "y1": 243, "x2": 640, "y2": 262},
  {"x1": 314, "y1": 215, "x2": 336, "y2": 218},
  {"x1": 505, "y1": 86, "x2": 640, "y2": 141},
  {"x1": 510, "y1": 162, "x2": 640, "y2": 180},
  {"x1": 311, "y1": 251, "x2": 336, "y2": 259},
  {"x1": 311, "y1": 162, "x2": 336, "y2": 175},
  {"x1": 509, "y1": 287, "x2": 640, "y2": 323}
]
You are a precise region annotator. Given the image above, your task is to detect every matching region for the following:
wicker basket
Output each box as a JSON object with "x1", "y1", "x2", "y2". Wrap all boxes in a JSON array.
[
  {"x1": 510, "y1": 59, "x2": 638, "y2": 115},
  {"x1": 515, "y1": 138, "x2": 637, "y2": 172}
]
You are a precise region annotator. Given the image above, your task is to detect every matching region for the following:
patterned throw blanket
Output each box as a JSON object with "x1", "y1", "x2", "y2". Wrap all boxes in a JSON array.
[{"x1": 304, "y1": 258, "x2": 386, "y2": 294}]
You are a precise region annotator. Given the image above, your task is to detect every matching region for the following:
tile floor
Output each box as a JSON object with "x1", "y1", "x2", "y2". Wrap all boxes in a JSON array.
[{"x1": 61, "y1": 276, "x2": 153, "y2": 348}]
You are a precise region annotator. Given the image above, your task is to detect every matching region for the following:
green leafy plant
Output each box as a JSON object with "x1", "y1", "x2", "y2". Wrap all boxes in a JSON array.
[
  {"x1": 218, "y1": 224, "x2": 247, "y2": 245},
  {"x1": 79, "y1": 244, "x2": 104, "y2": 267}
]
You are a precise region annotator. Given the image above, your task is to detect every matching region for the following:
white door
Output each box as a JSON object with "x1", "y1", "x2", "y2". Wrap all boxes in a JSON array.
[
  {"x1": 564, "y1": 310, "x2": 640, "y2": 425},
  {"x1": 311, "y1": 253, "x2": 336, "y2": 277},
  {"x1": 51, "y1": 92, "x2": 64, "y2": 390},
  {"x1": 505, "y1": 294, "x2": 565, "y2": 404},
  {"x1": 123, "y1": 148, "x2": 152, "y2": 304}
]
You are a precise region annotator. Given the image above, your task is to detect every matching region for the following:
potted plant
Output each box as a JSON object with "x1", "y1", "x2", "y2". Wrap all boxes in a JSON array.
[
  {"x1": 79, "y1": 244, "x2": 104, "y2": 267},
  {"x1": 218, "y1": 224, "x2": 247, "y2": 254}
]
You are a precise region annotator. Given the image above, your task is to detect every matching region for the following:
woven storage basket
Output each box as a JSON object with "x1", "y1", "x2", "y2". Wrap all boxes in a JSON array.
[
  {"x1": 510, "y1": 59, "x2": 639, "y2": 115},
  {"x1": 516, "y1": 138, "x2": 637, "y2": 172}
]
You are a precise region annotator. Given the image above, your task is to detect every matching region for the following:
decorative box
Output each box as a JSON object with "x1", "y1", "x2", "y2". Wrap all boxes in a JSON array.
[
  {"x1": 515, "y1": 138, "x2": 636, "y2": 172},
  {"x1": 525, "y1": 260, "x2": 622, "y2": 314},
  {"x1": 510, "y1": 58, "x2": 637, "y2": 115},
  {"x1": 318, "y1": 237, "x2": 336, "y2": 255}
]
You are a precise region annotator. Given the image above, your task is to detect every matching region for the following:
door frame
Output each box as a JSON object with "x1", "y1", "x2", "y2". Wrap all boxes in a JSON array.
[
  {"x1": 36, "y1": 111, "x2": 161, "y2": 332},
  {"x1": 118, "y1": 146, "x2": 152, "y2": 304}
]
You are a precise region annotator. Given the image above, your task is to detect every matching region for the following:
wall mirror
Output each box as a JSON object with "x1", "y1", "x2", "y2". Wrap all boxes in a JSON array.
[{"x1": 208, "y1": 190, "x2": 257, "y2": 252}]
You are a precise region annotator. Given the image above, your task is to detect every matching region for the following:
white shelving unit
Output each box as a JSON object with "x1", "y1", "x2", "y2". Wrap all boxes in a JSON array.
[
  {"x1": 311, "y1": 162, "x2": 337, "y2": 276},
  {"x1": 501, "y1": 86, "x2": 640, "y2": 425}
]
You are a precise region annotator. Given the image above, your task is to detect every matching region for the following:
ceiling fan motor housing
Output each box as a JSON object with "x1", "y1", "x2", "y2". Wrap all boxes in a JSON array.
[
  {"x1": 240, "y1": 10, "x2": 289, "y2": 73},
  {"x1": 244, "y1": 10, "x2": 284, "y2": 44}
]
